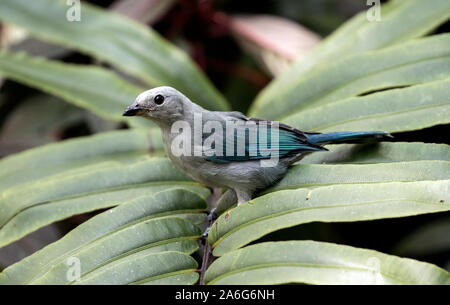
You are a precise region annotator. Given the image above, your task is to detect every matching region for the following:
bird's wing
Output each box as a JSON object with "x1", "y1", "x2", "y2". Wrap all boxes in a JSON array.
[
  {"x1": 202, "y1": 117, "x2": 325, "y2": 163},
  {"x1": 211, "y1": 111, "x2": 248, "y2": 121}
]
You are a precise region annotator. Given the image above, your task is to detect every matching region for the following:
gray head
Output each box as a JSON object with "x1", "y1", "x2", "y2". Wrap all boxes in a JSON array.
[{"x1": 123, "y1": 86, "x2": 198, "y2": 126}]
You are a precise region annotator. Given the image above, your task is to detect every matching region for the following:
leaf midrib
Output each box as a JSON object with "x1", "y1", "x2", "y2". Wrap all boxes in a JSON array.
[
  {"x1": 129, "y1": 268, "x2": 198, "y2": 285},
  {"x1": 211, "y1": 194, "x2": 449, "y2": 248},
  {"x1": 12, "y1": 188, "x2": 207, "y2": 283},
  {"x1": 206, "y1": 262, "x2": 410, "y2": 285},
  {"x1": 0, "y1": 181, "x2": 200, "y2": 230},
  {"x1": 29, "y1": 214, "x2": 200, "y2": 284},
  {"x1": 71, "y1": 235, "x2": 200, "y2": 283},
  {"x1": 308, "y1": 103, "x2": 450, "y2": 132},
  {"x1": 278, "y1": 55, "x2": 450, "y2": 119}
]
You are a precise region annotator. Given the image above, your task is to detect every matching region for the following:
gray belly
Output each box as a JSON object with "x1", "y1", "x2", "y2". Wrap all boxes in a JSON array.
[
  {"x1": 171, "y1": 153, "x2": 288, "y2": 193},
  {"x1": 162, "y1": 130, "x2": 289, "y2": 192}
]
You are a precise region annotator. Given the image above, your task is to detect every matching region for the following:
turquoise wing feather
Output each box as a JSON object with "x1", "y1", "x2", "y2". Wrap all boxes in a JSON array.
[{"x1": 203, "y1": 120, "x2": 325, "y2": 163}]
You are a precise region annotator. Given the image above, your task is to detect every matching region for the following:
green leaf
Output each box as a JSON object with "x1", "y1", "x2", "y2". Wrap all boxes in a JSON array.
[
  {"x1": 34, "y1": 218, "x2": 199, "y2": 285},
  {"x1": 250, "y1": 0, "x2": 450, "y2": 118},
  {"x1": 133, "y1": 271, "x2": 199, "y2": 285},
  {"x1": 75, "y1": 252, "x2": 198, "y2": 285},
  {"x1": 111, "y1": 0, "x2": 176, "y2": 25},
  {"x1": 0, "y1": 158, "x2": 191, "y2": 225},
  {"x1": 75, "y1": 251, "x2": 198, "y2": 285},
  {"x1": 0, "y1": 129, "x2": 211, "y2": 247},
  {"x1": 0, "y1": 50, "x2": 150, "y2": 124},
  {"x1": 0, "y1": 182, "x2": 208, "y2": 247},
  {"x1": 209, "y1": 180, "x2": 450, "y2": 256},
  {"x1": 282, "y1": 78, "x2": 450, "y2": 133},
  {"x1": 205, "y1": 241, "x2": 450, "y2": 284},
  {"x1": 268, "y1": 161, "x2": 450, "y2": 192},
  {"x1": 216, "y1": 143, "x2": 450, "y2": 215},
  {"x1": 0, "y1": 0, "x2": 228, "y2": 111},
  {"x1": 251, "y1": 34, "x2": 450, "y2": 119},
  {"x1": 0, "y1": 128, "x2": 163, "y2": 190},
  {"x1": 301, "y1": 142, "x2": 450, "y2": 164},
  {"x1": 0, "y1": 172, "x2": 208, "y2": 248},
  {"x1": 0, "y1": 188, "x2": 205, "y2": 284}
]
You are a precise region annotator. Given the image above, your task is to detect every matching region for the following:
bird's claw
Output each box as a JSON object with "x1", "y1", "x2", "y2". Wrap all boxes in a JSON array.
[
  {"x1": 202, "y1": 227, "x2": 210, "y2": 239},
  {"x1": 207, "y1": 208, "x2": 218, "y2": 222},
  {"x1": 202, "y1": 208, "x2": 218, "y2": 238}
]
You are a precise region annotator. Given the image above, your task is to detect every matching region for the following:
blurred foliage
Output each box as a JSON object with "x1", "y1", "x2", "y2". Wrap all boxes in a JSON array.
[{"x1": 0, "y1": 0, "x2": 449, "y2": 284}]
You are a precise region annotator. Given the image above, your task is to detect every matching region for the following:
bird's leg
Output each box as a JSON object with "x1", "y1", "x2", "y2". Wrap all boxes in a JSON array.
[
  {"x1": 202, "y1": 207, "x2": 218, "y2": 238},
  {"x1": 199, "y1": 189, "x2": 220, "y2": 285},
  {"x1": 201, "y1": 189, "x2": 250, "y2": 237},
  {"x1": 199, "y1": 208, "x2": 216, "y2": 285},
  {"x1": 202, "y1": 188, "x2": 220, "y2": 238}
]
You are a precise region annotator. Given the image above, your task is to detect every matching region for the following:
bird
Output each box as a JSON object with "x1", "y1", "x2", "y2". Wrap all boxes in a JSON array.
[{"x1": 123, "y1": 86, "x2": 391, "y2": 207}]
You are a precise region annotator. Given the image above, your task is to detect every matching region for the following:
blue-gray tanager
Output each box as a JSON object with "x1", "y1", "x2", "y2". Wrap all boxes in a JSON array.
[{"x1": 123, "y1": 86, "x2": 389, "y2": 205}]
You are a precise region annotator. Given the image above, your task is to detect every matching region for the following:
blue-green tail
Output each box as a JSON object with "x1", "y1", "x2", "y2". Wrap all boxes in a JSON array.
[
  {"x1": 306, "y1": 131, "x2": 391, "y2": 145},
  {"x1": 204, "y1": 121, "x2": 391, "y2": 164}
]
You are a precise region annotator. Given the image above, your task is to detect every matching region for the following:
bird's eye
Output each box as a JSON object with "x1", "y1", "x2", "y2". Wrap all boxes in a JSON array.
[{"x1": 154, "y1": 94, "x2": 165, "y2": 105}]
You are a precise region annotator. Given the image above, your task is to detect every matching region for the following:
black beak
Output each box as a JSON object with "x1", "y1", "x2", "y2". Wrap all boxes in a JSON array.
[{"x1": 122, "y1": 105, "x2": 140, "y2": 117}]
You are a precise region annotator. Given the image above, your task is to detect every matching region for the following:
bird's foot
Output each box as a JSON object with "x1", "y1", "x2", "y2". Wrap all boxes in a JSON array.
[{"x1": 202, "y1": 208, "x2": 218, "y2": 239}]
